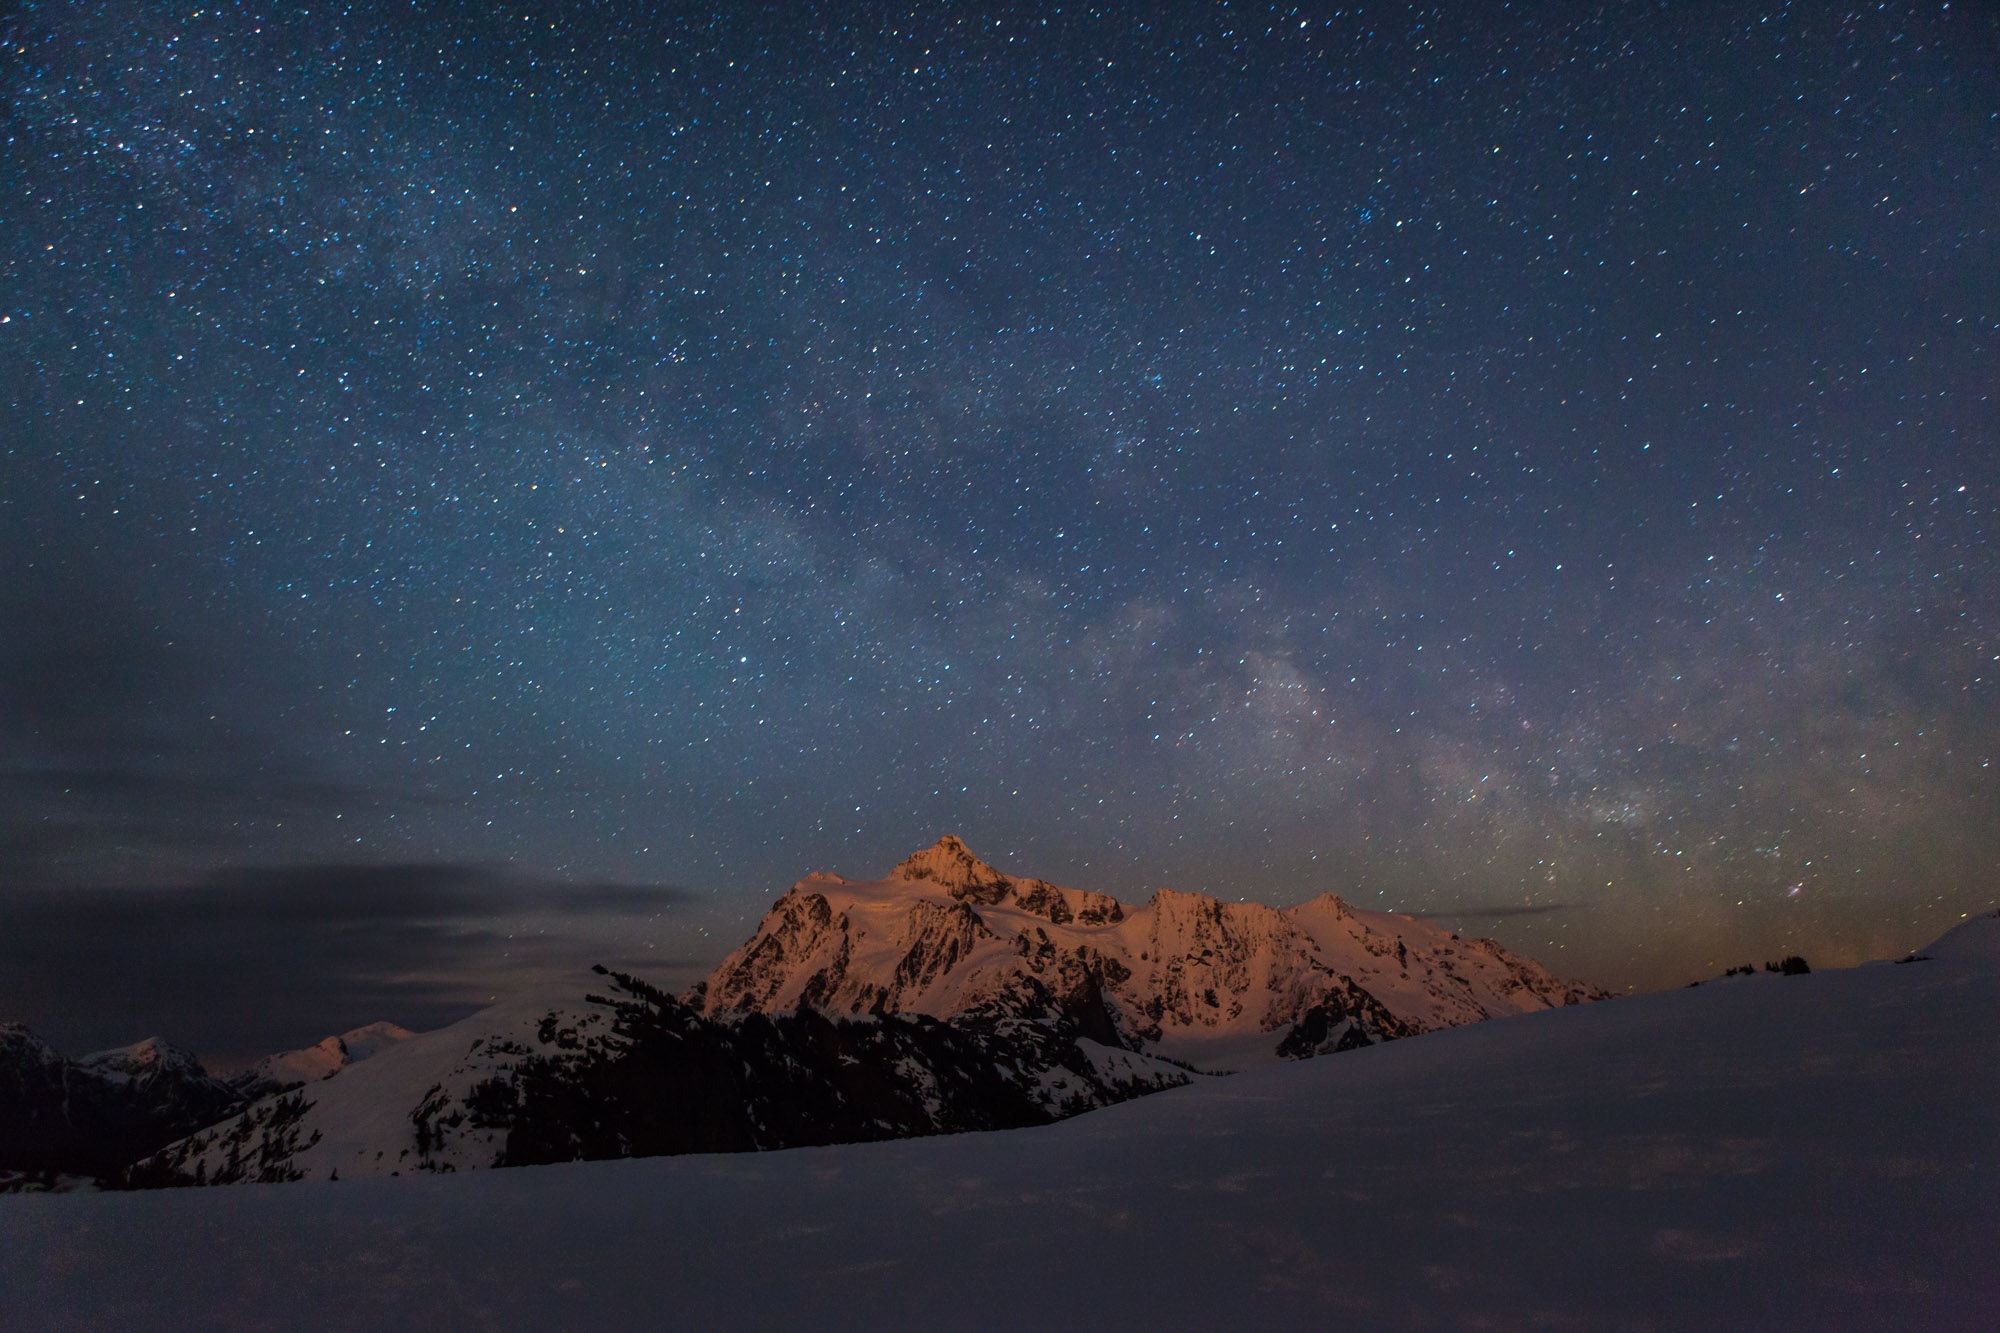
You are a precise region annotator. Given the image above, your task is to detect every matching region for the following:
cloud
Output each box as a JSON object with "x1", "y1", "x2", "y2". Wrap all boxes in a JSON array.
[
  {"x1": 0, "y1": 863, "x2": 694, "y2": 1067},
  {"x1": 0, "y1": 543, "x2": 449, "y2": 885},
  {"x1": 1436, "y1": 903, "x2": 1574, "y2": 919}
]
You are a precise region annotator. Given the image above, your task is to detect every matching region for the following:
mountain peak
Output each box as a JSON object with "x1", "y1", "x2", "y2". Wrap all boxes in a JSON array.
[
  {"x1": 231, "y1": 1020, "x2": 421, "y2": 1098},
  {"x1": 335, "y1": 1021, "x2": 417, "y2": 1061},
  {"x1": 78, "y1": 1037, "x2": 207, "y2": 1082},
  {"x1": 1291, "y1": 891, "x2": 1357, "y2": 921},
  {"x1": 891, "y1": 835, "x2": 1008, "y2": 903}
]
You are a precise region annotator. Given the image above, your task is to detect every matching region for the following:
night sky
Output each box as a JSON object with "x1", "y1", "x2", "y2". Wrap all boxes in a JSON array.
[{"x1": 3, "y1": 2, "x2": 1996, "y2": 1060}]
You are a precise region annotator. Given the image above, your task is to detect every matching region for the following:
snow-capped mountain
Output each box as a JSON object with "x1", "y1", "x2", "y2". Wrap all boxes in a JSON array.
[
  {"x1": 22, "y1": 907, "x2": 1993, "y2": 1330},
  {"x1": 2, "y1": 1021, "x2": 419, "y2": 1189},
  {"x1": 136, "y1": 965, "x2": 1191, "y2": 1185},
  {"x1": 227, "y1": 1021, "x2": 417, "y2": 1101},
  {"x1": 134, "y1": 837, "x2": 1606, "y2": 1186},
  {"x1": 0, "y1": 1027, "x2": 241, "y2": 1184},
  {"x1": 699, "y1": 835, "x2": 1607, "y2": 1070}
]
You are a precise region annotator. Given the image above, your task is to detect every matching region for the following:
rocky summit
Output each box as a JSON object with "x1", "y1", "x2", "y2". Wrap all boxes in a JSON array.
[{"x1": 700, "y1": 836, "x2": 1608, "y2": 1070}]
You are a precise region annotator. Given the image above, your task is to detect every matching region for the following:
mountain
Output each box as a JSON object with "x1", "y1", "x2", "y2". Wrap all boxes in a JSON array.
[
  {"x1": 1, "y1": 1020, "x2": 420, "y2": 1190},
  {"x1": 699, "y1": 835, "x2": 1608, "y2": 1070},
  {"x1": 132, "y1": 966, "x2": 1191, "y2": 1186},
  {"x1": 133, "y1": 838, "x2": 1605, "y2": 1186},
  {"x1": 227, "y1": 1022, "x2": 417, "y2": 1101},
  {"x1": 15, "y1": 909, "x2": 1995, "y2": 1328},
  {"x1": 1910, "y1": 905, "x2": 2000, "y2": 962},
  {"x1": 0, "y1": 1027, "x2": 241, "y2": 1185}
]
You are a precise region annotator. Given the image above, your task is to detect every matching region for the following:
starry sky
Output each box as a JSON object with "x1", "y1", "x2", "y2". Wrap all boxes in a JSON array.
[{"x1": 3, "y1": 2, "x2": 1996, "y2": 1058}]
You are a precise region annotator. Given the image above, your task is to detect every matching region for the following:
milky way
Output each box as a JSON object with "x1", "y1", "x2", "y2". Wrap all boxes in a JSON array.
[{"x1": 2, "y1": 2, "x2": 1995, "y2": 1040}]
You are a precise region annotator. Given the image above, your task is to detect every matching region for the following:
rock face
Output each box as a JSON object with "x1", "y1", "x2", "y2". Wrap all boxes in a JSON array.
[
  {"x1": 700, "y1": 836, "x2": 1608, "y2": 1070},
  {"x1": 0, "y1": 1026, "x2": 242, "y2": 1183}
]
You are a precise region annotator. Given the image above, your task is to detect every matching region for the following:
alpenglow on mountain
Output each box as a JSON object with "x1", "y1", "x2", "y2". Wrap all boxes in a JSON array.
[
  {"x1": 137, "y1": 838, "x2": 1607, "y2": 1185},
  {"x1": 698, "y1": 836, "x2": 1607, "y2": 1068}
]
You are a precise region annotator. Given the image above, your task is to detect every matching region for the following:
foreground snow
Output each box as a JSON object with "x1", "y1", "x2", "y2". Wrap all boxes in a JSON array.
[{"x1": 4, "y1": 913, "x2": 1994, "y2": 1328}]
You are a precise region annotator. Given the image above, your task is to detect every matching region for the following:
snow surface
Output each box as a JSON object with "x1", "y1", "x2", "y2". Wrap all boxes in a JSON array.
[
  {"x1": 4, "y1": 913, "x2": 1994, "y2": 1329},
  {"x1": 1919, "y1": 906, "x2": 2000, "y2": 963}
]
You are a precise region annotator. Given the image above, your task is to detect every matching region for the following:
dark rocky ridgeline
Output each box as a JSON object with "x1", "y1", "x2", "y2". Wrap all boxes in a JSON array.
[
  {"x1": 0, "y1": 1023, "x2": 244, "y2": 1188},
  {"x1": 459, "y1": 968, "x2": 1191, "y2": 1170}
]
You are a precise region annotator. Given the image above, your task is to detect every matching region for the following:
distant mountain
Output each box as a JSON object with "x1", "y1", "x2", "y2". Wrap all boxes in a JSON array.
[
  {"x1": 0, "y1": 1027, "x2": 241, "y2": 1184},
  {"x1": 0, "y1": 1020, "x2": 419, "y2": 1190},
  {"x1": 228, "y1": 1022, "x2": 417, "y2": 1102},
  {"x1": 134, "y1": 838, "x2": 1608, "y2": 1186},
  {"x1": 700, "y1": 835, "x2": 1608, "y2": 1070}
]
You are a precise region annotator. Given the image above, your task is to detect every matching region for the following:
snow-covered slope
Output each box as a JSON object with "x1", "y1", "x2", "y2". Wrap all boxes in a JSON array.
[
  {"x1": 699, "y1": 835, "x2": 1606, "y2": 1069},
  {"x1": 3, "y1": 1022, "x2": 421, "y2": 1187},
  {"x1": 137, "y1": 966, "x2": 1191, "y2": 1185},
  {"x1": 227, "y1": 1022, "x2": 417, "y2": 1101},
  {"x1": 148, "y1": 980, "x2": 605, "y2": 1183},
  {"x1": 0, "y1": 1029, "x2": 240, "y2": 1183},
  {"x1": 7, "y1": 907, "x2": 1993, "y2": 1329},
  {"x1": 1914, "y1": 905, "x2": 2000, "y2": 962}
]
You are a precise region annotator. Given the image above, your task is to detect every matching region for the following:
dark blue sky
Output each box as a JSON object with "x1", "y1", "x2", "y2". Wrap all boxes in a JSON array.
[{"x1": 3, "y1": 2, "x2": 1995, "y2": 1053}]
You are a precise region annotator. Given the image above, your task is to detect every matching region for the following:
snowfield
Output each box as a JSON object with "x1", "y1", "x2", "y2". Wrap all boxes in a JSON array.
[{"x1": 4, "y1": 912, "x2": 1994, "y2": 1329}]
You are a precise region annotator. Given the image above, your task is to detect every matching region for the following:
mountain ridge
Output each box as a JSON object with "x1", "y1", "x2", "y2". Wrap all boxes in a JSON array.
[
  {"x1": 0, "y1": 1027, "x2": 242, "y2": 1185},
  {"x1": 698, "y1": 835, "x2": 1607, "y2": 1070},
  {"x1": 130, "y1": 836, "x2": 1610, "y2": 1186},
  {"x1": 228, "y1": 1021, "x2": 419, "y2": 1102}
]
